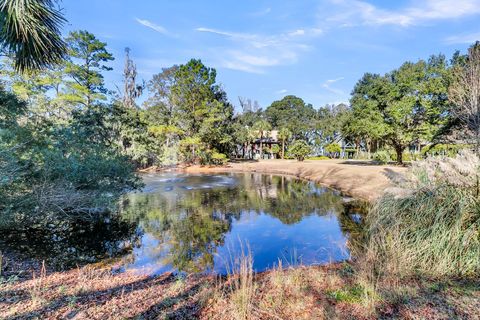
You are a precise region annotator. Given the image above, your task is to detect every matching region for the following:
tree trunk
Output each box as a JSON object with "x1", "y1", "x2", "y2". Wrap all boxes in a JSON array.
[
  {"x1": 281, "y1": 139, "x2": 285, "y2": 159},
  {"x1": 395, "y1": 146, "x2": 404, "y2": 164}
]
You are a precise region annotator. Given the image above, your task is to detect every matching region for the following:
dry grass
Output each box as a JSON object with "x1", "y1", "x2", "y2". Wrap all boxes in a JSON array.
[{"x1": 0, "y1": 251, "x2": 478, "y2": 319}]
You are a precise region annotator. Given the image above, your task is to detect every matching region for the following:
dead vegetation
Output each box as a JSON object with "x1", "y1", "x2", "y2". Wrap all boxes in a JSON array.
[{"x1": 2, "y1": 251, "x2": 478, "y2": 320}]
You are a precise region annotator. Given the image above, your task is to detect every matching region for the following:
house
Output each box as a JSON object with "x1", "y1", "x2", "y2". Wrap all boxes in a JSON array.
[{"x1": 252, "y1": 130, "x2": 280, "y2": 159}]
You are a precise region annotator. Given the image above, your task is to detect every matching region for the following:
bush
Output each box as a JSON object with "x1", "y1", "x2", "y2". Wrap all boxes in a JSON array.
[
  {"x1": 287, "y1": 140, "x2": 312, "y2": 161},
  {"x1": 307, "y1": 156, "x2": 330, "y2": 160},
  {"x1": 211, "y1": 151, "x2": 228, "y2": 165},
  {"x1": 270, "y1": 144, "x2": 280, "y2": 156},
  {"x1": 325, "y1": 143, "x2": 342, "y2": 158},
  {"x1": 364, "y1": 151, "x2": 480, "y2": 278},
  {"x1": 421, "y1": 144, "x2": 470, "y2": 157},
  {"x1": 373, "y1": 150, "x2": 390, "y2": 164}
]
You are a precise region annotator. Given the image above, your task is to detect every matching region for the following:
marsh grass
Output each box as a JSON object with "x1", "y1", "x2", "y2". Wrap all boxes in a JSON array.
[
  {"x1": 216, "y1": 242, "x2": 256, "y2": 320},
  {"x1": 358, "y1": 151, "x2": 480, "y2": 307}
]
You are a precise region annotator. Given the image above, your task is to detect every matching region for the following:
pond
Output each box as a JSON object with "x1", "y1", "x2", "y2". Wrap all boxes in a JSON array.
[
  {"x1": 117, "y1": 172, "x2": 366, "y2": 275},
  {"x1": 1, "y1": 173, "x2": 366, "y2": 274}
]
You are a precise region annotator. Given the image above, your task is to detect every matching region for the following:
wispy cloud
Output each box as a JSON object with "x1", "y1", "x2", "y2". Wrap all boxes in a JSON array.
[
  {"x1": 250, "y1": 7, "x2": 272, "y2": 17},
  {"x1": 135, "y1": 18, "x2": 175, "y2": 37},
  {"x1": 321, "y1": 77, "x2": 345, "y2": 95},
  {"x1": 326, "y1": 0, "x2": 480, "y2": 27},
  {"x1": 195, "y1": 27, "x2": 323, "y2": 73},
  {"x1": 444, "y1": 32, "x2": 480, "y2": 44},
  {"x1": 276, "y1": 89, "x2": 288, "y2": 94}
]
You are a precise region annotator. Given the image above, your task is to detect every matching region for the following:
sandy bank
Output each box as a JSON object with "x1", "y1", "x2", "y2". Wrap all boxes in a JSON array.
[{"x1": 184, "y1": 159, "x2": 406, "y2": 202}]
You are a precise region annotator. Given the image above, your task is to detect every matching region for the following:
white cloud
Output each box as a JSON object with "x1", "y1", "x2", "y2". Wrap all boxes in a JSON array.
[
  {"x1": 326, "y1": 0, "x2": 480, "y2": 27},
  {"x1": 250, "y1": 7, "x2": 272, "y2": 17},
  {"x1": 321, "y1": 77, "x2": 345, "y2": 95},
  {"x1": 195, "y1": 27, "x2": 323, "y2": 73},
  {"x1": 444, "y1": 32, "x2": 480, "y2": 44},
  {"x1": 136, "y1": 18, "x2": 174, "y2": 36},
  {"x1": 276, "y1": 89, "x2": 288, "y2": 94}
]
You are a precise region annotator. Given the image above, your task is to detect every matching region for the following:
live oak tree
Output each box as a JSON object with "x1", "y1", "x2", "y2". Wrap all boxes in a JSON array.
[
  {"x1": 265, "y1": 95, "x2": 316, "y2": 140},
  {"x1": 349, "y1": 56, "x2": 450, "y2": 163}
]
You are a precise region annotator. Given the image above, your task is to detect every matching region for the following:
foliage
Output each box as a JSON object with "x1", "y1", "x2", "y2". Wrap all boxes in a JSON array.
[
  {"x1": 372, "y1": 150, "x2": 391, "y2": 164},
  {"x1": 210, "y1": 151, "x2": 228, "y2": 165},
  {"x1": 0, "y1": 0, "x2": 66, "y2": 71},
  {"x1": 421, "y1": 143, "x2": 470, "y2": 157},
  {"x1": 348, "y1": 56, "x2": 452, "y2": 163},
  {"x1": 0, "y1": 88, "x2": 140, "y2": 230},
  {"x1": 307, "y1": 156, "x2": 330, "y2": 160},
  {"x1": 288, "y1": 140, "x2": 312, "y2": 161},
  {"x1": 317, "y1": 104, "x2": 351, "y2": 147},
  {"x1": 364, "y1": 151, "x2": 480, "y2": 277},
  {"x1": 448, "y1": 42, "x2": 480, "y2": 153},
  {"x1": 325, "y1": 143, "x2": 341, "y2": 157},
  {"x1": 270, "y1": 144, "x2": 280, "y2": 155},
  {"x1": 64, "y1": 30, "x2": 114, "y2": 107},
  {"x1": 144, "y1": 59, "x2": 233, "y2": 165},
  {"x1": 278, "y1": 127, "x2": 292, "y2": 159},
  {"x1": 265, "y1": 95, "x2": 316, "y2": 139}
]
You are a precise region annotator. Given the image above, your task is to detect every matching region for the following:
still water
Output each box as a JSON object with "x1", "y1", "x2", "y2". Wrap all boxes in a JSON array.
[
  {"x1": 1, "y1": 173, "x2": 365, "y2": 273},
  {"x1": 117, "y1": 173, "x2": 365, "y2": 275}
]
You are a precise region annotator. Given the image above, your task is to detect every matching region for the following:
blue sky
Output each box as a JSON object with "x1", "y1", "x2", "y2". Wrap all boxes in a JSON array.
[{"x1": 62, "y1": 0, "x2": 480, "y2": 110}]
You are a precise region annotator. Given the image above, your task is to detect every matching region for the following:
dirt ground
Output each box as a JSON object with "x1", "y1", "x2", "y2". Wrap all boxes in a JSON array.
[{"x1": 184, "y1": 159, "x2": 407, "y2": 202}]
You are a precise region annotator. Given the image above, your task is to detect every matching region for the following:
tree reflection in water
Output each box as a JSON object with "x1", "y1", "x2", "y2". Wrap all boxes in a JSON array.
[{"x1": 119, "y1": 173, "x2": 367, "y2": 274}]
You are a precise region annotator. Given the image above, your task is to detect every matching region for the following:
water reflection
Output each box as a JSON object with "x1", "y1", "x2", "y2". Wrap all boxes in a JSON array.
[{"x1": 119, "y1": 173, "x2": 366, "y2": 274}]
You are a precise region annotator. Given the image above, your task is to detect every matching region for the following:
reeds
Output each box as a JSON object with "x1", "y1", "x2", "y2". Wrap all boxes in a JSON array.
[{"x1": 363, "y1": 150, "x2": 480, "y2": 278}]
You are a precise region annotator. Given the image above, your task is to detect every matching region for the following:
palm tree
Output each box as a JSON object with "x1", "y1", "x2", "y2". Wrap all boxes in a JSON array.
[
  {"x1": 253, "y1": 119, "x2": 272, "y2": 159},
  {"x1": 278, "y1": 127, "x2": 292, "y2": 159},
  {"x1": 0, "y1": 0, "x2": 66, "y2": 72}
]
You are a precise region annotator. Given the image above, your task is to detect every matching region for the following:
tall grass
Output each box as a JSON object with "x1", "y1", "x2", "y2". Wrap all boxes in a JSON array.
[
  {"x1": 363, "y1": 150, "x2": 480, "y2": 278},
  {"x1": 219, "y1": 242, "x2": 256, "y2": 320}
]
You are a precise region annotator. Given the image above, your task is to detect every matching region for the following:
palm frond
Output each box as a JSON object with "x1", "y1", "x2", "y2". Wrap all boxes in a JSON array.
[{"x1": 0, "y1": 0, "x2": 66, "y2": 72}]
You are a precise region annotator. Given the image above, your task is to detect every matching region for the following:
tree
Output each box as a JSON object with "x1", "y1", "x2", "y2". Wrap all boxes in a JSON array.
[
  {"x1": 288, "y1": 140, "x2": 312, "y2": 161},
  {"x1": 270, "y1": 144, "x2": 280, "y2": 159},
  {"x1": 346, "y1": 74, "x2": 388, "y2": 156},
  {"x1": 122, "y1": 48, "x2": 143, "y2": 109},
  {"x1": 348, "y1": 57, "x2": 450, "y2": 164},
  {"x1": 325, "y1": 142, "x2": 342, "y2": 158},
  {"x1": 144, "y1": 65, "x2": 180, "y2": 151},
  {"x1": 449, "y1": 42, "x2": 480, "y2": 154},
  {"x1": 0, "y1": 0, "x2": 66, "y2": 71},
  {"x1": 278, "y1": 127, "x2": 292, "y2": 159},
  {"x1": 265, "y1": 95, "x2": 316, "y2": 139},
  {"x1": 253, "y1": 119, "x2": 271, "y2": 158},
  {"x1": 64, "y1": 30, "x2": 114, "y2": 107},
  {"x1": 316, "y1": 104, "x2": 351, "y2": 154},
  {"x1": 144, "y1": 59, "x2": 234, "y2": 164}
]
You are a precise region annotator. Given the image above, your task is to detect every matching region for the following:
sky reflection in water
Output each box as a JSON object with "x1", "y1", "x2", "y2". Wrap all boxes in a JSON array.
[{"x1": 119, "y1": 173, "x2": 364, "y2": 275}]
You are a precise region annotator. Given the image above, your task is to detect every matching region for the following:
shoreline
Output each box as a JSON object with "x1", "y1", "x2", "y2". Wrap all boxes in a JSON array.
[
  {"x1": 181, "y1": 159, "x2": 406, "y2": 202},
  {"x1": 3, "y1": 161, "x2": 477, "y2": 319}
]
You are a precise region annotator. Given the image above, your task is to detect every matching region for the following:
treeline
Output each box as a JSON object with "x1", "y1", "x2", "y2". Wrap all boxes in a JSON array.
[{"x1": 1, "y1": 29, "x2": 478, "y2": 229}]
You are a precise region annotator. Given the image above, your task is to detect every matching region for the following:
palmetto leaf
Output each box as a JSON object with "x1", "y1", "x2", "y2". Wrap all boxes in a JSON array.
[{"x1": 0, "y1": 0, "x2": 66, "y2": 72}]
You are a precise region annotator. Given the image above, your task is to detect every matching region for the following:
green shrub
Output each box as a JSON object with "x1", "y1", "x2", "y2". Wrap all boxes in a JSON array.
[
  {"x1": 364, "y1": 151, "x2": 480, "y2": 278},
  {"x1": 270, "y1": 144, "x2": 280, "y2": 156},
  {"x1": 211, "y1": 151, "x2": 228, "y2": 165},
  {"x1": 421, "y1": 144, "x2": 470, "y2": 157},
  {"x1": 287, "y1": 140, "x2": 312, "y2": 161},
  {"x1": 307, "y1": 156, "x2": 330, "y2": 160},
  {"x1": 325, "y1": 143, "x2": 342, "y2": 158},
  {"x1": 373, "y1": 150, "x2": 390, "y2": 164}
]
